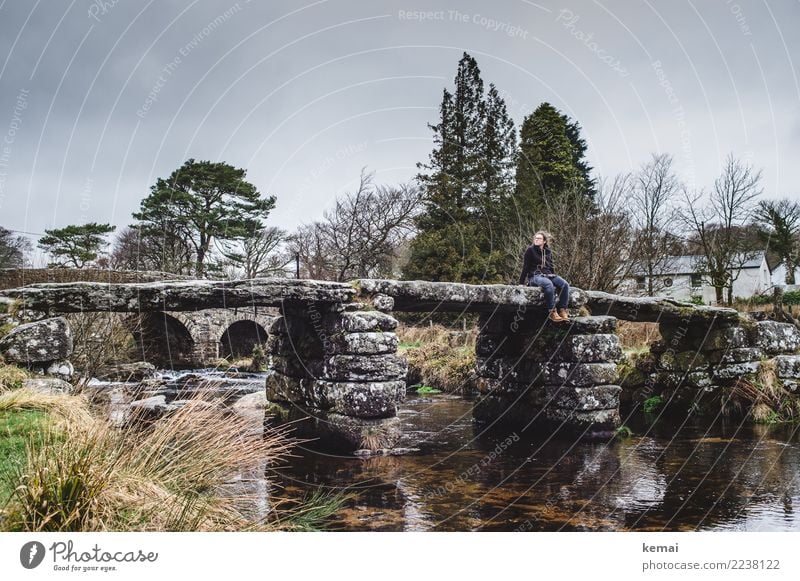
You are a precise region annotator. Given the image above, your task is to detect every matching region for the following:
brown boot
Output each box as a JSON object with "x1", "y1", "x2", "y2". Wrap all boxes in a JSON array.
[
  {"x1": 558, "y1": 308, "x2": 570, "y2": 321},
  {"x1": 548, "y1": 309, "x2": 565, "y2": 323}
]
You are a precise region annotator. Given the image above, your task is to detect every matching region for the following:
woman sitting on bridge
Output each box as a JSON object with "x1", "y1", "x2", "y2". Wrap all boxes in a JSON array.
[{"x1": 518, "y1": 231, "x2": 570, "y2": 323}]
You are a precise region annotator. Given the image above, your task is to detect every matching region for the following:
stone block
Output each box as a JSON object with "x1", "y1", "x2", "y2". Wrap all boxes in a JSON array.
[
  {"x1": 265, "y1": 372, "x2": 313, "y2": 404},
  {"x1": 324, "y1": 354, "x2": 407, "y2": 382},
  {"x1": 774, "y1": 355, "x2": 800, "y2": 379},
  {"x1": 266, "y1": 333, "x2": 324, "y2": 357},
  {"x1": 0, "y1": 317, "x2": 73, "y2": 364},
  {"x1": 545, "y1": 407, "x2": 620, "y2": 430},
  {"x1": 656, "y1": 350, "x2": 708, "y2": 372},
  {"x1": 545, "y1": 384, "x2": 621, "y2": 411},
  {"x1": 313, "y1": 380, "x2": 405, "y2": 418},
  {"x1": 540, "y1": 362, "x2": 619, "y2": 387},
  {"x1": 327, "y1": 332, "x2": 398, "y2": 355},
  {"x1": 697, "y1": 326, "x2": 751, "y2": 351},
  {"x1": 325, "y1": 310, "x2": 398, "y2": 333},
  {"x1": 712, "y1": 361, "x2": 761, "y2": 380},
  {"x1": 754, "y1": 321, "x2": 800, "y2": 355},
  {"x1": 705, "y1": 348, "x2": 764, "y2": 365},
  {"x1": 269, "y1": 354, "x2": 323, "y2": 379},
  {"x1": 475, "y1": 333, "x2": 518, "y2": 357}
]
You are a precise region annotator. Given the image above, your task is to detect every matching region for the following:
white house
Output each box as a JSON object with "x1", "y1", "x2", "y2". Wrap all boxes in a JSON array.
[
  {"x1": 771, "y1": 261, "x2": 800, "y2": 287},
  {"x1": 621, "y1": 252, "x2": 772, "y2": 304}
]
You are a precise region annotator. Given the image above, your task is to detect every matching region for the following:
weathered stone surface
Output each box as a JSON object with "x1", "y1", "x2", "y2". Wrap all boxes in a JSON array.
[
  {"x1": 774, "y1": 355, "x2": 800, "y2": 379},
  {"x1": 95, "y1": 362, "x2": 157, "y2": 382},
  {"x1": 475, "y1": 377, "x2": 546, "y2": 402},
  {"x1": 269, "y1": 354, "x2": 323, "y2": 379},
  {"x1": 518, "y1": 333, "x2": 622, "y2": 363},
  {"x1": 586, "y1": 290, "x2": 740, "y2": 325},
  {"x1": 697, "y1": 326, "x2": 751, "y2": 351},
  {"x1": 265, "y1": 372, "x2": 312, "y2": 404},
  {"x1": 267, "y1": 333, "x2": 324, "y2": 357},
  {"x1": 656, "y1": 351, "x2": 708, "y2": 372},
  {"x1": 313, "y1": 380, "x2": 405, "y2": 418},
  {"x1": 545, "y1": 407, "x2": 620, "y2": 430},
  {"x1": 371, "y1": 293, "x2": 394, "y2": 312},
  {"x1": 128, "y1": 395, "x2": 178, "y2": 421},
  {"x1": 324, "y1": 354, "x2": 407, "y2": 382},
  {"x1": 43, "y1": 360, "x2": 74, "y2": 381},
  {"x1": 354, "y1": 278, "x2": 587, "y2": 313},
  {"x1": 476, "y1": 333, "x2": 516, "y2": 357},
  {"x1": 325, "y1": 310, "x2": 398, "y2": 333},
  {"x1": 545, "y1": 384, "x2": 621, "y2": 411},
  {"x1": 473, "y1": 392, "x2": 545, "y2": 426},
  {"x1": 24, "y1": 377, "x2": 74, "y2": 394},
  {"x1": 0, "y1": 317, "x2": 72, "y2": 364},
  {"x1": 327, "y1": 332, "x2": 398, "y2": 355},
  {"x1": 265, "y1": 402, "x2": 402, "y2": 451},
  {"x1": 705, "y1": 348, "x2": 764, "y2": 365},
  {"x1": 540, "y1": 362, "x2": 619, "y2": 387},
  {"x1": 1, "y1": 278, "x2": 356, "y2": 314},
  {"x1": 754, "y1": 321, "x2": 800, "y2": 355},
  {"x1": 712, "y1": 361, "x2": 761, "y2": 380}
]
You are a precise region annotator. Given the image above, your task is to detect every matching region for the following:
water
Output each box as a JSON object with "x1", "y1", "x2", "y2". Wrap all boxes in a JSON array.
[{"x1": 272, "y1": 395, "x2": 800, "y2": 531}]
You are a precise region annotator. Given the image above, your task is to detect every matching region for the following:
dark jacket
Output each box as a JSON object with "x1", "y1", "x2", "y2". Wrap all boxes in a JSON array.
[{"x1": 518, "y1": 244, "x2": 555, "y2": 284}]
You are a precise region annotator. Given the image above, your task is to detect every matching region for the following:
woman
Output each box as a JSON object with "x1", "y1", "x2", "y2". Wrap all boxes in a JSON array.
[{"x1": 518, "y1": 231, "x2": 571, "y2": 323}]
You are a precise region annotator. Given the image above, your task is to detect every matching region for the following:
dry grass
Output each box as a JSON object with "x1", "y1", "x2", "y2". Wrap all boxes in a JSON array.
[
  {"x1": 66, "y1": 312, "x2": 138, "y2": 381},
  {"x1": 0, "y1": 391, "x2": 332, "y2": 531},
  {"x1": 616, "y1": 321, "x2": 661, "y2": 353},
  {"x1": 399, "y1": 323, "x2": 477, "y2": 393},
  {"x1": 0, "y1": 363, "x2": 29, "y2": 393},
  {"x1": 725, "y1": 361, "x2": 799, "y2": 423}
]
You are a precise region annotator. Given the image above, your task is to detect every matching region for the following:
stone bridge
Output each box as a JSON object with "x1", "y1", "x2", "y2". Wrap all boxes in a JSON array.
[{"x1": 2, "y1": 277, "x2": 799, "y2": 451}]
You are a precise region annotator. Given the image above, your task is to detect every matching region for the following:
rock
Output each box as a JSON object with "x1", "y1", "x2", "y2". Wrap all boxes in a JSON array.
[
  {"x1": 265, "y1": 372, "x2": 312, "y2": 404},
  {"x1": 1, "y1": 278, "x2": 356, "y2": 313},
  {"x1": 540, "y1": 362, "x2": 619, "y2": 387},
  {"x1": 43, "y1": 360, "x2": 74, "y2": 381},
  {"x1": 476, "y1": 333, "x2": 516, "y2": 357},
  {"x1": 712, "y1": 361, "x2": 761, "y2": 380},
  {"x1": 518, "y1": 333, "x2": 623, "y2": 363},
  {"x1": 313, "y1": 380, "x2": 405, "y2": 418},
  {"x1": 269, "y1": 355, "x2": 324, "y2": 379},
  {"x1": 585, "y1": 290, "x2": 740, "y2": 325},
  {"x1": 352, "y1": 447, "x2": 421, "y2": 457},
  {"x1": 325, "y1": 310, "x2": 398, "y2": 333},
  {"x1": 267, "y1": 333, "x2": 324, "y2": 357},
  {"x1": 371, "y1": 293, "x2": 394, "y2": 312},
  {"x1": 545, "y1": 407, "x2": 621, "y2": 430},
  {"x1": 354, "y1": 278, "x2": 587, "y2": 313},
  {"x1": 656, "y1": 351, "x2": 708, "y2": 372},
  {"x1": 545, "y1": 384, "x2": 621, "y2": 411},
  {"x1": 0, "y1": 317, "x2": 72, "y2": 364},
  {"x1": 327, "y1": 332, "x2": 398, "y2": 355},
  {"x1": 754, "y1": 321, "x2": 800, "y2": 355},
  {"x1": 697, "y1": 326, "x2": 752, "y2": 351},
  {"x1": 128, "y1": 395, "x2": 178, "y2": 421},
  {"x1": 232, "y1": 390, "x2": 267, "y2": 410},
  {"x1": 23, "y1": 377, "x2": 74, "y2": 394},
  {"x1": 473, "y1": 392, "x2": 545, "y2": 427},
  {"x1": 324, "y1": 354, "x2": 408, "y2": 382},
  {"x1": 774, "y1": 355, "x2": 800, "y2": 379},
  {"x1": 705, "y1": 348, "x2": 764, "y2": 364},
  {"x1": 95, "y1": 362, "x2": 157, "y2": 382}
]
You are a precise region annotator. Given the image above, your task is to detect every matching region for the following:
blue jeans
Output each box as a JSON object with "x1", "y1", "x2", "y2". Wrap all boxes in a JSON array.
[{"x1": 529, "y1": 274, "x2": 570, "y2": 310}]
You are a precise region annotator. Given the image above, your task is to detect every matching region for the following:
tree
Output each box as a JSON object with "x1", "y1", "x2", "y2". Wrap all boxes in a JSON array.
[
  {"x1": 681, "y1": 154, "x2": 763, "y2": 304},
  {"x1": 407, "y1": 53, "x2": 515, "y2": 283},
  {"x1": 288, "y1": 171, "x2": 421, "y2": 281},
  {"x1": 221, "y1": 225, "x2": 290, "y2": 279},
  {"x1": 630, "y1": 153, "x2": 681, "y2": 296},
  {"x1": 110, "y1": 226, "x2": 196, "y2": 275},
  {"x1": 755, "y1": 198, "x2": 800, "y2": 284},
  {"x1": 514, "y1": 103, "x2": 590, "y2": 227},
  {"x1": 0, "y1": 226, "x2": 31, "y2": 268},
  {"x1": 132, "y1": 159, "x2": 275, "y2": 276},
  {"x1": 38, "y1": 223, "x2": 115, "y2": 268}
]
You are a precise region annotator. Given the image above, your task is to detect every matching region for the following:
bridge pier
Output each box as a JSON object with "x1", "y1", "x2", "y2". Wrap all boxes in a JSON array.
[
  {"x1": 473, "y1": 312, "x2": 623, "y2": 435},
  {"x1": 264, "y1": 303, "x2": 406, "y2": 451}
]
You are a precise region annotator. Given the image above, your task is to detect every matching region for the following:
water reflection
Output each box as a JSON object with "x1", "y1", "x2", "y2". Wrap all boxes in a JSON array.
[{"x1": 272, "y1": 396, "x2": 800, "y2": 531}]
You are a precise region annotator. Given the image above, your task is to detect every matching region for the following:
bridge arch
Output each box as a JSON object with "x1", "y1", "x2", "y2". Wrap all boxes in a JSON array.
[
  {"x1": 131, "y1": 311, "x2": 195, "y2": 368},
  {"x1": 219, "y1": 320, "x2": 268, "y2": 359}
]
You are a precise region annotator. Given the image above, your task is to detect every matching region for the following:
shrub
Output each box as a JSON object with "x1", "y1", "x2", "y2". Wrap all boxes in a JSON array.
[{"x1": 643, "y1": 395, "x2": 664, "y2": 414}]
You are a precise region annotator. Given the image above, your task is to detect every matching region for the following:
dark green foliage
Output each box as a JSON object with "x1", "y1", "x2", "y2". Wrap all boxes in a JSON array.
[
  {"x1": 407, "y1": 53, "x2": 516, "y2": 284},
  {"x1": 38, "y1": 223, "x2": 115, "y2": 268},
  {"x1": 755, "y1": 199, "x2": 800, "y2": 285},
  {"x1": 133, "y1": 159, "x2": 275, "y2": 276}
]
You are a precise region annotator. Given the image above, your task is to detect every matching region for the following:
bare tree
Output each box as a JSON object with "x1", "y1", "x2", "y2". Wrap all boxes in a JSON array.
[
  {"x1": 220, "y1": 226, "x2": 290, "y2": 279},
  {"x1": 755, "y1": 198, "x2": 800, "y2": 285},
  {"x1": 288, "y1": 170, "x2": 422, "y2": 281},
  {"x1": 0, "y1": 226, "x2": 31, "y2": 268},
  {"x1": 111, "y1": 225, "x2": 196, "y2": 275},
  {"x1": 630, "y1": 153, "x2": 681, "y2": 296},
  {"x1": 681, "y1": 154, "x2": 763, "y2": 304}
]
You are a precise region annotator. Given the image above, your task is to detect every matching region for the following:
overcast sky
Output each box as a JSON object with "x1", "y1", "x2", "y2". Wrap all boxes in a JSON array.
[{"x1": 1, "y1": 0, "x2": 798, "y2": 252}]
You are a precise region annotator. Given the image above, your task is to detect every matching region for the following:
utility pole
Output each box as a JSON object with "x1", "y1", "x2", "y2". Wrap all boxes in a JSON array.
[{"x1": 295, "y1": 253, "x2": 300, "y2": 278}]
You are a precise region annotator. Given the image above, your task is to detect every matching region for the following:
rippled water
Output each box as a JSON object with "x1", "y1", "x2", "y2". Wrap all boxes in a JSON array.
[{"x1": 273, "y1": 395, "x2": 800, "y2": 531}]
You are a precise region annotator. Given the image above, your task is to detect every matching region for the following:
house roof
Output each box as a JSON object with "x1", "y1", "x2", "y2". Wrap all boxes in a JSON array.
[{"x1": 631, "y1": 251, "x2": 766, "y2": 277}]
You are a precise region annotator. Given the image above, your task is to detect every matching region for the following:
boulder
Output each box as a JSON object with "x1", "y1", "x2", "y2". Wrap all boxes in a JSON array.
[
  {"x1": 754, "y1": 321, "x2": 800, "y2": 355},
  {"x1": 23, "y1": 377, "x2": 74, "y2": 394},
  {"x1": 43, "y1": 360, "x2": 74, "y2": 381},
  {"x1": 312, "y1": 380, "x2": 405, "y2": 418},
  {"x1": 0, "y1": 317, "x2": 72, "y2": 364},
  {"x1": 95, "y1": 362, "x2": 157, "y2": 382},
  {"x1": 774, "y1": 355, "x2": 800, "y2": 379},
  {"x1": 128, "y1": 395, "x2": 178, "y2": 421}
]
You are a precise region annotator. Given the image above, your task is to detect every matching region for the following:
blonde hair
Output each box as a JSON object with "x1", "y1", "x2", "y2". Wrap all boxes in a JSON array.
[{"x1": 532, "y1": 230, "x2": 553, "y2": 246}]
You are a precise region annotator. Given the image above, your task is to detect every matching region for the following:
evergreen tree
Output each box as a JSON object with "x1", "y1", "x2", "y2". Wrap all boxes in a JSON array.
[
  {"x1": 514, "y1": 103, "x2": 591, "y2": 225},
  {"x1": 38, "y1": 223, "x2": 115, "y2": 268},
  {"x1": 406, "y1": 53, "x2": 515, "y2": 283}
]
